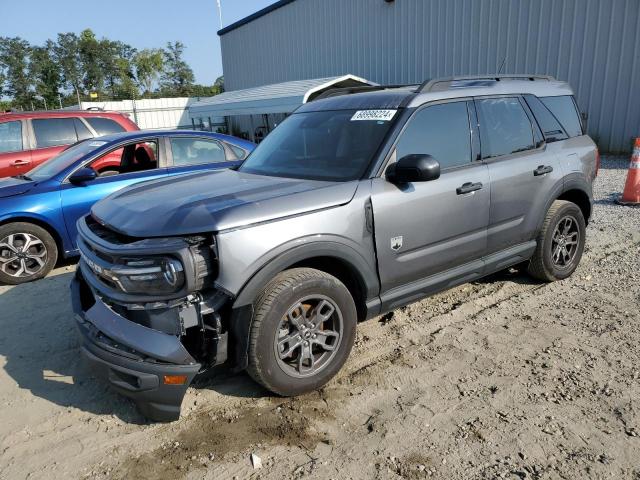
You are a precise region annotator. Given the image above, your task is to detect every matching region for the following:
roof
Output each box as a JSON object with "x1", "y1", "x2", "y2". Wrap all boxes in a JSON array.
[
  {"x1": 0, "y1": 110, "x2": 128, "y2": 121},
  {"x1": 88, "y1": 129, "x2": 254, "y2": 148},
  {"x1": 217, "y1": 0, "x2": 297, "y2": 36},
  {"x1": 189, "y1": 75, "x2": 377, "y2": 117}
]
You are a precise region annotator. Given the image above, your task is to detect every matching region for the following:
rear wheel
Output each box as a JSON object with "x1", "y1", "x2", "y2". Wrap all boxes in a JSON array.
[
  {"x1": 247, "y1": 268, "x2": 357, "y2": 396},
  {"x1": 0, "y1": 222, "x2": 58, "y2": 285},
  {"x1": 527, "y1": 200, "x2": 586, "y2": 282}
]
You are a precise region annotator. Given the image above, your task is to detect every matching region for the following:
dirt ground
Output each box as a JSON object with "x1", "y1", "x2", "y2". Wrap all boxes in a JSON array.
[{"x1": 1, "y1": 157, "x2": 639, "y2": 480}]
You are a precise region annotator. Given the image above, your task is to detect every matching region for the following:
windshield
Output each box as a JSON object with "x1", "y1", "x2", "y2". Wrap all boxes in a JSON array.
[
  {"x1": 239, "y1": 109, "x2": 396, "y2": 181},
  {"x1": 27, "y1": 139, "x2": 106, "y2": 181}
]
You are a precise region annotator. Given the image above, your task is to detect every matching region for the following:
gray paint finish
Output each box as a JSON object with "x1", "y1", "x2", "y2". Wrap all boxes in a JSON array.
[{"x1": 220, "y1": 0, "x2": 640, "y2": 153}]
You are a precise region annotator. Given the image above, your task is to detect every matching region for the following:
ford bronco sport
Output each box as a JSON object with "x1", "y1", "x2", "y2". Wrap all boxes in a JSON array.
[{"x1": 72, "y1": 75, "x2": 598, "y2": 421}]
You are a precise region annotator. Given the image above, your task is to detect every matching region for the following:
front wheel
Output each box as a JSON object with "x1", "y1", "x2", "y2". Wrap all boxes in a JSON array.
[
  {"x1": 0, "y1": 222, "x2": 58, "y2": 285},
  {"x1": 247, "y1": 268, "x2": 357, "y2": 396},
  {"x1": 527, "y1": 200, "x2": 586, "y2": 282}
]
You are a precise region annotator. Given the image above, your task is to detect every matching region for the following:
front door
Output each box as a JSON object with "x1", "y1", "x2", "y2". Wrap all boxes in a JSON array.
[
  {"x1": 60, "y1": 139, "x2": 167, "y2": 250},
  {"x1": 371, "y1": 100, "x2": 490, "y2": 309}
]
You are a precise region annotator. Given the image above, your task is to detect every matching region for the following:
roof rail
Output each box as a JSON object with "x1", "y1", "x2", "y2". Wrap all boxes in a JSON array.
[
  {"x1": 312, "y1": 84, "x2": 416, "y2": 101},
  {"x1": 417, "y1": 74, "x2": 556, "y2": 93}
]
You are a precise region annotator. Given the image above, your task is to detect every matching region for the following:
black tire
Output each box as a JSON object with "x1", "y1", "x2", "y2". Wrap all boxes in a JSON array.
[
  {"x1": 0, "y1": 222, "x2": 58, "y2": 285},
  {"x1": 527, "y1": 200, "x2": 586, "y2": 282},
  {"x1": 247, "y1": 268, "x2": 357, "y2": 396}
]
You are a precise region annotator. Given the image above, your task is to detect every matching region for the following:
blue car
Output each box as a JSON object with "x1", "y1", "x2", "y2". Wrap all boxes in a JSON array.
[{"x1": 0, "y1": 130, "x2": 254, "y2": 284}]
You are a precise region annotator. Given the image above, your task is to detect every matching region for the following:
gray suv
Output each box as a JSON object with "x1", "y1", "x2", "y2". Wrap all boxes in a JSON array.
[{"x1": 72, "y1": 75, "x2": 598, "y2": 421}]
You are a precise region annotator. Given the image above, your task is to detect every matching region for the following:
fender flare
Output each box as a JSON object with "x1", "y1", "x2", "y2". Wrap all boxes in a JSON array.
[
  {"x1": 535, "y1": 174, "x2": 593, "y2": 232},
  {"x1": 226, "y1": 241, "x2": 380, "y2": 371}
]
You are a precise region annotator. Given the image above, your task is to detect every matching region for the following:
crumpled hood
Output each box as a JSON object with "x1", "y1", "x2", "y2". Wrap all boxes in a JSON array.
[
  {"x1": 92, "y1": 169, "x2": 358, "y2": 237},
  {"x1": 0, "y1": 177, "x2": 36, "y2": 198}
]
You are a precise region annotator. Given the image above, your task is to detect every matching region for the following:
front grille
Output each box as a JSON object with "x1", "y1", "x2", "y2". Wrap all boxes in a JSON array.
[{"x1": 86, "y1": 215, "x2": 141, "y2": 245}]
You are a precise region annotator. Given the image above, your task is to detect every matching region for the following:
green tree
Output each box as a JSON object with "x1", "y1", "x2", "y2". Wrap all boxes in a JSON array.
[
  {"x1": 214, "y1": 75, "x2": 224, "y2": 92},
  {"x1": 30, "y1": 40, "x2": 62, "y2": 108},
  {"x1": 134, "y1": 48, "x2": 164, "y2": 95},
  {"x1": 160, "y1": 41, "x2": 194, "y2": 96},
  {"x1": 78, "y1": 29, "x2": 104, "y2": 94},
  {"x1": 54, "y1": 33, "x2": 83, "y2": 104},
  {"x1": 100, "y1": 40, "x2": 137, "y2": 99},
  {"x1": 0, "y1": 37, "x2": 33, "y2": 108}
]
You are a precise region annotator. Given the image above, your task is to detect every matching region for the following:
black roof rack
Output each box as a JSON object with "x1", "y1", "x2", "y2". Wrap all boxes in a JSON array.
[
  {"x1": 312, "y1": 84, "x2": 416, "y2": 101},
  {"x1": 417, "y1": 74, "x2": 556, "y2": 93}
]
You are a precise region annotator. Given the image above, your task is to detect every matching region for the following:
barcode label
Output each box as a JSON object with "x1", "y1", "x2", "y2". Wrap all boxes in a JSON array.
[{"x1": 351, "y1": 110, "x2": 397, "y2": 122}]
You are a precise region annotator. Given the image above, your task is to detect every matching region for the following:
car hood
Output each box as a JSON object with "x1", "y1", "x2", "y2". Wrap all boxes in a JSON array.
[
  {"x1": 91, "y1": 169, "x2": 358, "y2": 237},
  {"x1": 0, "y1": 177, "x2": 36, "y2": 198}
]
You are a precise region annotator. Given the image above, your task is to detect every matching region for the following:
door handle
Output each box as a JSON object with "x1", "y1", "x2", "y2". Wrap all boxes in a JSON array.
[
  {"x1": 456, "y1": 182, "x2": 483, "y2": 195},
  {"x1": 12, "y1": 159, "x2": 30, "y2": 166},
  {"x1": 533, "y1": 165, "x2": 553, "y2": 176}
]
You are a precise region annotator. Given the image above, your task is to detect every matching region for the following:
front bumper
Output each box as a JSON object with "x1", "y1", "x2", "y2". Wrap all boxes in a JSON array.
[{"x1": 71, "y1": 272, "x2": 200, "y2": 422}]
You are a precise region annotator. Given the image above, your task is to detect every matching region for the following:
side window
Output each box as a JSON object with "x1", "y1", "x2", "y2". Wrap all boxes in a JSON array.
[
  {"x1": 74, "y1": 118, "x2": 94, "y2": 141},
  {"x1": 88, "y1": 140, "x2": 158, "y2": 177},
  {"x1": 395, "y1": 102, "x2": 471, "y2": 170},
  {"x1": 476, "y1": 98, "x2": 535, "y2": 159},
  {"x1": 170, "y1": 138, "x2": 227, "y2": 166},
  {"x1": 0, "y1": 121, "x2": 23, "y2": 153},
  {"x1": 523, "y1": 95, "x2": 568, "y2": 143},
  {"x1": 32, "y1": 118, "x2": 78, "y2": 148},
  {"x1": 540, "y1": 96, "x2": 583, "y2": 137},
  {"x1": 85, "y1": 117, "x2": 126, "y2": 136},
  {"x1": 229, "y1": 143, "x2": 248, "y2": 160}
]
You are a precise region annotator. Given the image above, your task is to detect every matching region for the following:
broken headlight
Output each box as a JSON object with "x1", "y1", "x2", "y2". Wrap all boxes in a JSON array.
[{"x1": 110, "y1": 257, "x2": 185, "y2": 294}]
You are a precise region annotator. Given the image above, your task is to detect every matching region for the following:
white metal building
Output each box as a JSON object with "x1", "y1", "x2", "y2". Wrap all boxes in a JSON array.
[
  {"x1": 217, "y1": 0, "x2": 640, "y2": 153},
  {"x1": 189, "y1": 74, "x2": 375, "y2": 142}
]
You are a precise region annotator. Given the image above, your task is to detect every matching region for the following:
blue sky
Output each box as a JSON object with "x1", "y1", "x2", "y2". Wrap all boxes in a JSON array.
[{"x1": 2, "y1": 0, "x2": 275, "y2": 84}]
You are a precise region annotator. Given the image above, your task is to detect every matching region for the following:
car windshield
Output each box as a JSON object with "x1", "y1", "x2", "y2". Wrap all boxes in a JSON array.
[
  {"x1": 239, "y1": 109, "x2": 396, "y2": 181},
  {"x1": 27, "y1": 139, "x2": 106, "y2": 181}
]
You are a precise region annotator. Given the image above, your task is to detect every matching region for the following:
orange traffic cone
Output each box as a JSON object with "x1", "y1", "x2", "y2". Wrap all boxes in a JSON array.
[{"x1": 617, "y1": 138, "x2": 640, "y2": 206}]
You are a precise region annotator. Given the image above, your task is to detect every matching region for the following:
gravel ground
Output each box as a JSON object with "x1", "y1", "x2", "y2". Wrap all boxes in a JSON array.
[{"x1": 0, "y1": 156, "x2": 638, "y2": 480}]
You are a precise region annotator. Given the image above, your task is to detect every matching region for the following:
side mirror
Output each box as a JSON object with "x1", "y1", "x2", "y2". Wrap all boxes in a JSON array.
[
  {"x1": 69, "y1": 167, "x2": 98, "y2": 185},
  {"x1": 387, "y1": 154, "x2": 440, "y2": 183}
]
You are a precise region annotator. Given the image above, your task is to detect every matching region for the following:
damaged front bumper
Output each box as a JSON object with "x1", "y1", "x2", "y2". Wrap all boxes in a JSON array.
[{"x1": 71, "y1": 271, "x2": 201, "y2": 422}]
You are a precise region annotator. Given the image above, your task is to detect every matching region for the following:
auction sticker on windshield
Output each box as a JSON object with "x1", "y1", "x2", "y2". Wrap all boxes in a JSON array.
[{"x1": 351, "y1": 110, "x2": 397, "y2": 121}]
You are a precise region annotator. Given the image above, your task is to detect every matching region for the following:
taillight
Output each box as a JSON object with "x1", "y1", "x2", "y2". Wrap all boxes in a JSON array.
[{"x1": 595, "y1": 148, "x2": 600, "y2": 177}]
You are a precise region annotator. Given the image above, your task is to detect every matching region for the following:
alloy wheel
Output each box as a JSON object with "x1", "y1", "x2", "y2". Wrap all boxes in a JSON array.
[
  {"x1": 0, "y1": 233, "x2": 48, "y2": 278},
  {"x1": 551, "y1": 216, "x2": 580, "y2": 268},
  {"x1": 274, "y1": 295, "x2": 343, "y2": 378}
]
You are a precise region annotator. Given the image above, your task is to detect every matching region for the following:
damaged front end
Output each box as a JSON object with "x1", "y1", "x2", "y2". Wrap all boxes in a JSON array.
[{"x1": 72, "y1": 215, "x2": 231, "y2": 421}]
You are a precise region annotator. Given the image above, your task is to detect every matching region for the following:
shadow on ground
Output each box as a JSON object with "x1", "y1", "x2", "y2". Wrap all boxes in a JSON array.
[{"x1": 0, "y1": 271, "x2": 265, "y2": 424}]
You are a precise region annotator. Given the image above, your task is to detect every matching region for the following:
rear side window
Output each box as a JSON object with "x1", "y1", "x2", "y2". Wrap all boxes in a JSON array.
[
  {"x1": 32, "y1": 118, "x2": 78, "y2": 148},
  {"x1": 540, "y1": 96, "x2": 583, "y2": 137},
  {"x1": 476, "y1": 98, "x2": 535, "y2": 158},
  {"x1": 74, "y1": 118, "x2": 93, "y2": 141},
  {"x1": 85, "y1": 117, "x2": 126, "y2": 136},
  {"x1": 170, "y1": 138, "x2": 227, "y2": 166},
  {"x1": 229, "y1": 144, "x2": 248, "y2": 160},
  {"x1": 0, "y1": 121, "x2": 23, "y2": 153},
  {"x1": 396, "y1": 101, "x2": 471, "y2": 169},
  {"x1": 523, "y1": 95, "x2": 568, "y2": 143}
]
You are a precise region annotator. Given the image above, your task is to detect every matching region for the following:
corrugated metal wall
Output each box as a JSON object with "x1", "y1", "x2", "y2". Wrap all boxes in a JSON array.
[
  {"x1": 220, "y1": 0, "x2": 640, "y2": 153},
  {"x1": 79, "y1": 98, "x2": 196, "y2": 130}
]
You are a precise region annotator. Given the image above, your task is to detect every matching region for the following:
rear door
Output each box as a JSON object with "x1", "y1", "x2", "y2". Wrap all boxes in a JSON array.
[
  {"x1": 166, "y1": 136, "x2": 241, "y2": 175},
  {"x1": 60, "y1": 138, "x2": 168, "y2": 249},
  {"x1": 371, "y1": 99, "x2": 490, "y2": 307},
  {"x1": 29, "y1": 117, "x2": 90, "y2": 170},
  {"x1": 476, "y1": 96, "x2": 564, "y2": 255},
  {"x1": 0, "y1": 120, "x2": 31, "y2": 177}
]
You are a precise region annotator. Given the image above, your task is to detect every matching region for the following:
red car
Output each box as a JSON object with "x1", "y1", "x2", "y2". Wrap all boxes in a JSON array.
[{"x1": 0, "y1": 110, "x2": 139, "y2": 178}]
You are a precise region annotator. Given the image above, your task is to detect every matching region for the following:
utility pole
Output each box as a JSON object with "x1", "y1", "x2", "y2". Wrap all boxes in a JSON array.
[
  {"x1": 75, "y1": 85, "x2": 81, "y2": 109},
  {"x1": 216, "y1": 0, "x2": 223, "y2": 29},
  {"x1": 58, "y1": 93, "x2": 63, "y2": 109},
  {"x1": 43, "y1": 98, "x2": 47, "y2": 110}
]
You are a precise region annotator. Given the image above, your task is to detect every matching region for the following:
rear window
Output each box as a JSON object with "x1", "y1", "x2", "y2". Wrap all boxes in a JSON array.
[
  {"x1": 540, "y1": 96, "x2": 583, "y2": 137},
  {"x1": 32, "y1": 118, "x2": 78, "y2": 148},
  {"x1": 85, "y1": 117, "x2": 126, "y2": 136},
  {"x1": 0, "y1": 121, "x2": 23, "y2": 153}
]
